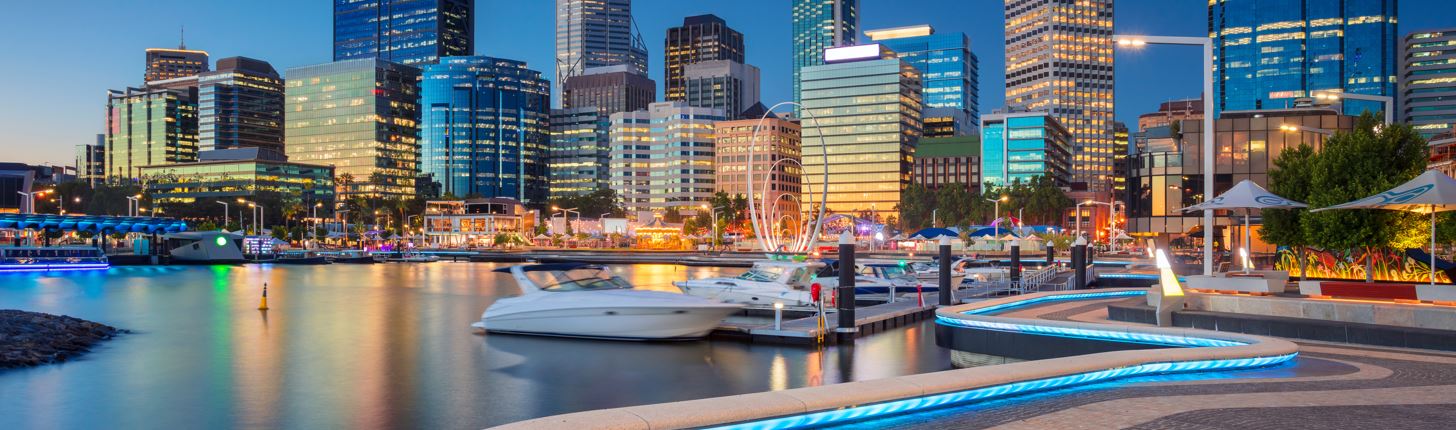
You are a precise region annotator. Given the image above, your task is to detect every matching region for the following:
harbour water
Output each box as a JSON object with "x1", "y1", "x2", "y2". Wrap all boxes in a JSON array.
[{"x1": 0, "y1": 263, "x2": 953, "y2": 429}]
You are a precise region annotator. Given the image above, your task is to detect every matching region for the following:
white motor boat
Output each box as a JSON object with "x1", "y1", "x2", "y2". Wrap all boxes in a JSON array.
[
  {"x1": 675, "y1": 260, "x2": 825, "y2": 308},
  {"x1": 474, "y1": 263, "x2": 743, "y2": 341},
  {"x1": 815, "y1": 261, "x2": 936, "y2": 296},
  {"x1": 163, "y1": 231, "x2": 245, "y2": 264}
]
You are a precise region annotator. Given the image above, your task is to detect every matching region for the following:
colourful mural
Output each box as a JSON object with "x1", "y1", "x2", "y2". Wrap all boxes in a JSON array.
[{"x1": 1275, "y1": 248, "x2": 1450, "y2": 283}]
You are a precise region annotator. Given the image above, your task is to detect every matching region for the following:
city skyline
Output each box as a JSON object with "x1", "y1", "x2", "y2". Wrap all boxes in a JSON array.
[{"x1": 0, "y1": 0, "x2": 1449, "y2": 166}]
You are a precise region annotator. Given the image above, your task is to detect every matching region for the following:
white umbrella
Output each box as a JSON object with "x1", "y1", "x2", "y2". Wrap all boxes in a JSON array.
[
  {"x1": 1312, "y1": 170, "x2": 1456, "y2": 287},
  {"x1": 1180, "y1": 179, "x2": 1307, "y2": 272},
  {"x1": 1022, "y1": 234, "x2": 1042, "y2": 242},
  {"x1": 999, "y1": 234, "x2": 1018, "y2": 241}
]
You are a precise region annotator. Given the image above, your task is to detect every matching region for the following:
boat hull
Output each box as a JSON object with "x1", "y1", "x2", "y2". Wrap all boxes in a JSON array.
[
  {"x1": 272, "y1": 257, "x2": 331, "y2": 265},
  {"x1": 332, "y1": 256, "x2": 378, "y2": 264},
  {"x1": 477, "y1": 305, "x2": 740, "y2": 340},
  {"x1": 676, "y1": 281, "x2": 816, "y2": 308}
]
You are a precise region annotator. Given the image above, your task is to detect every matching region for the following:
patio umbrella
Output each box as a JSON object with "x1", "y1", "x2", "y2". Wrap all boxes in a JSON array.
[
  {"x1": 1312, "y1": 170, "x2": 1456, "y2": 287},
  {"x1": 1180, "y1": 179, "x2": 1307, "y2": 272}
]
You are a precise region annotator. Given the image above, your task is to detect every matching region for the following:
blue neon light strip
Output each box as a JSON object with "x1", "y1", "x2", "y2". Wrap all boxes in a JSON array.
[
  {"x1": 707, "y1": 353, "x2": 1297, "y2": 430},
  {"x1": 1098, "y1": 272, "x2": 1187, "y2": 282},
  {"x1": 935, "y1": 315, "x2": 1245, "y2": 348},
  {"x1": 961, "y1": 290, "x2": 1147, "y2": 316},
  {"x1": 0, "y1": 263, "x2": 110, "y2": 273}
]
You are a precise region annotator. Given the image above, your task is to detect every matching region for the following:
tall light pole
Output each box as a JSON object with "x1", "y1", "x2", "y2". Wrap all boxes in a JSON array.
[
  {"x1": 125, "y1": 195, "x2": 140, "y2": 217},
  {"x1": 985, "y1": 196, "x2": 1008, "y2": 237},
  {"x1": 1312, "y1": 91, "x2": 1393, "y2": 125},
  {"x1": 701, "y1": 203, "x2": 720, "y2": 250},
  {"x1": 17, "y1": 191, "x2": 36, "y2": 214},
  {"x1": 216, "y1": 201, "x2": 229, "y2": 230},
  {"x1": 552, "y1": 206, "x2": 580, "y2": 234},
  {"x1": 337, "y1": 209, "x2": 352, "y2": 248},
  {"x1": 1115, "y1": 34, "x2": 1215, "y2": 276}
]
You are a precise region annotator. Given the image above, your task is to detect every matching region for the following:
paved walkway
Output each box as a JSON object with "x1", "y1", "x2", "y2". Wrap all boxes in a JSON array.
[{"x1": 832, "y1": 298, "x2": 1456, "y2": 429}]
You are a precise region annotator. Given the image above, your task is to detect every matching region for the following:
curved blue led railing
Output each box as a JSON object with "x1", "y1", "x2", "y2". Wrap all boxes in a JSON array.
[{"x1": 701, "y1": 289, "x2": 1298, "y2": 430}]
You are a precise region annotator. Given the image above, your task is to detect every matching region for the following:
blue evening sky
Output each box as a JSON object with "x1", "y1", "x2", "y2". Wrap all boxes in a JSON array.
[{"x1": 0, "y1": 0, "x2": 1448, "y2": 165}]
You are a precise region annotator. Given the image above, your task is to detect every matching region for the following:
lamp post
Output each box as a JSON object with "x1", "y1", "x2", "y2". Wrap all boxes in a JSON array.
[
  {"x1": 17, "y1": 191, "x2": 36, "y2": 214},
  {"x1": 1312, "y1": 91, "x2": 1393, "y2": 125},
  {"x1": 215, "y1": 201, "x2": 229, "y2": 230},
  {"x1": 337, "y1": 209, "x2": 352, "y2": 248},
  {"x1": 1078, "y1": 200, "x2": 1122, "y2": 249},
  {"x1": 552, "y1": 206, "x2": 579, "y2": 234},
  {"x1": 310, "y1": 202, "x2": 323, "y2": 244},
  {"x1": 125, "y1": 195, "x2": 140, "y2": 217},
  {"x1": 701, "y1": 203, "x2": 720, "y2": 251},
  {"x1": 1114, "y1": 34, "x2": 1215, "y2": 276},
  {"x1": 985, "y1": 196, "x2": 1008, "y2": 237},
  {"x1": 931, "y1": 208, "x2": 938, "y2": 228}
]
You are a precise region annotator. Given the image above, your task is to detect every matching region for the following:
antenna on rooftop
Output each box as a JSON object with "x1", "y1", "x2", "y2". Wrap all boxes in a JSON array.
[{"x1": 179, "y1": 26, "x2": 186, "y2": 50}]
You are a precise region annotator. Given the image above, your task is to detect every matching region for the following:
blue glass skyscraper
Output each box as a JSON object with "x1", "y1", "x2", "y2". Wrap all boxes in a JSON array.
[
  {"x1": 791, "y1": 0, "x2": 858, "y2": 108},
  {"x1": 334, "y1": 0, "x2": 474, "y2": 65},
  {"x1": 866, "y1": 25, "x2": 979, "y2": 131},
  {"x1": 1210, "y1": 0, "x2": 1398, "y2": 116},
  {"x1": 420, "y1": 57, "x2": 551, "y2": 203}
]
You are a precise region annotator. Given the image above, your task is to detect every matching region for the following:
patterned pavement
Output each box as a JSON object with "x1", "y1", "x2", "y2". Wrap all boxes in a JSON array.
[{"x1": 828, "y1": 298, "x2": 1456, "y2": 429}]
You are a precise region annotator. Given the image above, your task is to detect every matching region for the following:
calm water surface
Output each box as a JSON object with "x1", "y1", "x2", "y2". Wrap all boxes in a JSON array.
[{"x1": 0, "y1": 263, "x2": 952, "y2": 429}]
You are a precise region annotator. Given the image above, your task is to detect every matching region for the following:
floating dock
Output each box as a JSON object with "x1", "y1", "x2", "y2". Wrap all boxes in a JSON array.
[{"x1": 712, "y1": 294, "x2": 947, "y2": 345}]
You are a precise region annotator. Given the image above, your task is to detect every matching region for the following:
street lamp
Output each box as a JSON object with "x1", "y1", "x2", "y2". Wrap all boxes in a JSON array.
[
  {"x1": 701, "y1": 203, "x2": 721, "y2": 251},
  {"x1": 1311, "y1": 91, "x2": 1393, "y2": 125},
  {"x1": 215, "y1": 201, "x2": 229, "y2": 230},
  {"x1": 125, "y1": 195, "x2": 140, "y2": 217},
  {"x1": 1114, "y1": 34, "x2": 1216, "y2": 276},
  {"x1": 985, "y1": 196, "x2": 1008, "y2": 237},
  {"x1": 17, "y1": 191, "x2": 36, "y2": 214},
  {"x1": 552, "y1": 206, "x2": 580, "y2": 234},
  {"x1": 1078, "y1": 200, "x2": 1123, "y2": 249}
]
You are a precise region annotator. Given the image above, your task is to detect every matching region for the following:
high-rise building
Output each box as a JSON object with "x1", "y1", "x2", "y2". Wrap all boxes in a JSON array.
[
  {"x1": 145, "y1": 46, "x2": 208, "y2": 83},
  {"x1": 420, "y1": 56, "x2": 551, "y2": 203},
  {"x1": 713, "y1": 117, "x2": 801, "y2": 218},
  {"x1": 333, "y1": 0, "x2": 474, "y2": 65},
  {"x1": 1210, "y1": 0, "x2": 1398, "y2": 117},
  {"x1": 140, "y1": 149, "x2": 336, "y2": 207},
  {"x1": 75, "y1": 136, "x2": 105, "y2": 186},
  {"x1": 865, "y1": 25, "x2": 979, "y2": 130},
  {"x1": 549, "y1": 107, "x2": 611, "y2": 199},
  {"x1": 979, "y1": 111, "x2": 1072, "y2": 188},
  {"x1": 912, "y1": 135, "x2": 980, "y2": 193},
  {"x1": 555, "y1": 0, "x2": 649, "y2": 92},
  {"x1": 1136, "y1": 97, "x2": 1204, "y2": 132},
  {"x1": 105, "y1": 86, "x2": 199, "y2": 181},
  {"x1": 1112, "y1": 121, "x2": 1129, "y2": 207},
  {"x1": 791, "y1": 0, "x2": 858, "y2": 108},
  {"x1": 682, "y1": 60, "x2": 761, "y2": 119},
  {"x1": 1401, "y1": 28, "x2": 1456, "y2": 140},
  {"x1": 1004, "y1": 0, "x2": 1113, "y2": 192},
  {"x1": 800, "y1": 44, "x2": 921, "y2": 219},
  {"x1": 609, "y1": 102, "x2": 726, "y2": 219},
  {"x1": 923, "y1": 107, "x2": 972, "y2": 138},
  {"x1": 284, "y1": 59, "x2": 421, "y2": 198},
  {"x1": 664, "y1": 14, "x2": 746, "y2": 102},
  {"x1": 562, "y1": 65, "x2": 657, "y2": 116},
  {"x1": 196, "y1": 57, "x2": 285, "y2": 153}
]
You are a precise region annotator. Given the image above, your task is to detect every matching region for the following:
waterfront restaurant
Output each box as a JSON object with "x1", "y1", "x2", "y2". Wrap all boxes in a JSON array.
[{"x1": 422, "y1": 198, "x2": 534, "y2": 247}]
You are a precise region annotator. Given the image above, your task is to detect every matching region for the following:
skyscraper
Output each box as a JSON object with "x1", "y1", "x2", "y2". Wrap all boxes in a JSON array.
[
  {"x1": 555, "y1": 0, "x2": 649, "y2": 92},
  {"x1": 420, "y1": 56, "x2": 551, "y2": 203},
  {"x1": 1401, "y1": 28, "x2": 1456, "y2": 140},
  {"x1": 197, "y1": 57, "x2": 285, "y2": 153},
  {"x1": 664, "y1": 14, "x2": 745, "y2": 102},
  {"x1": 791, "y1": 0, "x2": 858, "y2": 108},
  {"x1": 333, "y1": 0, "x2": 474, "y2": 65},
  {"x1": 865, "y1": 25, "x2": 979, "y2": 131},
  {"x1": 562, "y1": 65, "x2": 657, "y2": 116},
  {"x1": 1004, "y1": 0, "x2": 1114, "y2": 192},
  {"x1": 76, "y1": 136, "x2": 105, "y2": 186},
  {"x1": 549, "y1": 108, "x2": 611, "y2": 199},
  {"x1": 682, "y1": 60, "x2": 761, "y2": 119},
  {"x1": 979, "y1": 111, "x2": 1072, "y2": 188},
  {"x1": 800, "y1": 44, "x2": 921, "y2": 219},
  {"x1": 610, "y1": 102, "x2": 726, "y2": 218},
  {"x1": 1210, "y1": 0, "x2": 1398, "y2": 116},
  {"x1": 105, "y1": 87, "x2": 199, "y2": 180},
  {"x1": 145, "y1": 46, "x2": 208, "y2": 83},
  {"x1": 284, "y1": 59, "x2": 421, "y2": 198}
]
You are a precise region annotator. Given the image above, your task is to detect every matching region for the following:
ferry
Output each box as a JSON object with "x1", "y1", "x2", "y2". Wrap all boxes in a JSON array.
[
  {"x1": 0, "y1": 246, "x2": 110, "y2": 273},
  {"x1": 163, "y1": 231, "x2": 245, "y2": 264}
]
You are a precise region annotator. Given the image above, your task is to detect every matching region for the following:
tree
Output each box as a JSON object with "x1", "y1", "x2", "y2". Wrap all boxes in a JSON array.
[
  {"x1": 1261, "y1": 143, "x2": 1316, "y2": 280},
  {"x1": 935, "y1": 184, "x2": 973, "y2": 227},
  {"x1": 895, "y1": 183, "x2": 937, "y2": 230}
]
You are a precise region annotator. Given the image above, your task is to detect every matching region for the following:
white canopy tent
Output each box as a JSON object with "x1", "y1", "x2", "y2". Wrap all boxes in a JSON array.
[
  {"x1": 1312, "y1": 170, "x2": 1456, "y2": 287},
  {"x1": 1180, "y1": 179, "x2": 1307, "y2": 272}
]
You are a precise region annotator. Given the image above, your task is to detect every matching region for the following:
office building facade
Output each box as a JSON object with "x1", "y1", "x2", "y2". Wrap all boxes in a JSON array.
[
  {"x1": 609, "y1": 102, "x2": 725, "y2": 218},
  {"x1": 912, "y1": 135, "x2": 980, "y2": 192},
  {"x1": 1210, "y1": 0, "x2": 1398, "y2": 116},
  {"x1": 420, "y1": 56, "x2": 550, "y2": 203},
  {"x1": 791, "y1": 0, "x2": 858, "y2": 108},
  {"x1": 561, "y1": 65, "x2": 656, "y2": 116},
  {"x1": 866, "y1": 25, "x2": 979, "y2": 130},
  {"x1": 713, "y1": 117, "x2": 802, "y2": 218},
  {"x1": 333, "y1": 0, "x2": 474, "y2": 65},
  {"x1": 196, "y1": 57, "x2": 285, "y2": 153},
  {"x1": 76, "y1": 136, "x2": 105, "y2": 186},
  {"x1": 549, "y1": 108, "x2": 611, "y2": 199},
  {"x1": 105, "y1": 87, "x2": 199, "y2": 181},
  {"x1": 1402, "y1": 29, "x2": 1456, "y2": 139},
  {"x1": 139, "y1": 149, "x2": 336, "y2": 207},
  {"x1": 682, "y1": 60, "x2": 761, "y2": 119},
  {"x1": 1137, "y1": 97, "x2": 1204, "y2": 132},
  {"x1": 800, "y1": 44, "x2": 922, "y2": 219},
  {"x1": 979, "y1": 111, "x2": 1072, "y2": 188},
  {"x1": 555, "y1": 0, "x2": 649, "y2": 87},
  {"x1": 1005, "y1": 0, "x2": 1114, "y2": 192},
  {"x1": 145, "y1": 47, "x2": 208, "y2": 83},
  {"x1": 284, "y1": 59, "x2": 421, "y2": 198},
  {"x1": 665, "y1": 14, "x2": 746, "y2": 102}
]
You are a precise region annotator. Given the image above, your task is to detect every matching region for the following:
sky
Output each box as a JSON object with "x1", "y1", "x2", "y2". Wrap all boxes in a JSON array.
[{"x1": 0, "y1": 0, "x2": 1449, "y2": 166}]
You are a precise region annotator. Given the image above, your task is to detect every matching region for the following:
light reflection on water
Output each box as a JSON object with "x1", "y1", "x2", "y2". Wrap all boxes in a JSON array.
[{"x1": 0, "y1": 263, "x2": 952, "y2": 429}]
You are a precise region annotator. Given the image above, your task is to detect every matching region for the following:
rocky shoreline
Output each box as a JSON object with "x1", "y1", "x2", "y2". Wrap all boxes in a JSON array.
[{"x1": 1, "y1": 310, "x2": 126, "y2": 369}]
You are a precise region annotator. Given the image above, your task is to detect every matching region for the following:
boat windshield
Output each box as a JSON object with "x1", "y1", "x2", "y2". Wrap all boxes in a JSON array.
[
  {"x1": 873, "y1": 265, "x2": 908, "y2": 277},
  {"x1": 737, "y1": 265, "x2": 790, "y2": 282},
  {"x1": 532, "y1": 268, "x2": 634, "y2": 292}
]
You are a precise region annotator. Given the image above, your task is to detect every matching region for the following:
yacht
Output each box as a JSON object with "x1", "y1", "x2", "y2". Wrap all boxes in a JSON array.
[
  {"x1": 474, "y1": 263, "x2": 742, "y2": 340},
  {"x1": 0, "y1": 246, "x2": 109, "y2": 272},
  {"x1": 163, "y1": 231, "x2": 245, "y2": 264},
  {"x1": 385, "y1": 249, "x2": 439, "y2": 263},
  {"x1": 329, "y1": 250, "x2": 379, "y2": 264},
  {"x1": 815, "y1": 261, "x2": 934, "y2": 295},
  {"x1": 675, "y1": 260, "x2": 826, "y2": 308}
]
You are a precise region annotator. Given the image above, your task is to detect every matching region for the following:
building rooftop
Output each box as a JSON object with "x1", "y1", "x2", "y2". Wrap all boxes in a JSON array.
[{"x1": 917, "y1": 136, "x2": 980, "y2": 158}]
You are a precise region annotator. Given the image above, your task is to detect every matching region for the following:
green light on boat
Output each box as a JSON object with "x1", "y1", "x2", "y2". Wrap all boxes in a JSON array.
[{"x1": 216, "y1": 236, "x2": 228, "y2": 247}]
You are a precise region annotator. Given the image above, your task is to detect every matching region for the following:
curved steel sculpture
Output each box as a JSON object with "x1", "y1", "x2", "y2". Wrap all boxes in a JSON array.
[{"x1": 747, "y1": 102, "x2": 829, "y2": 253}]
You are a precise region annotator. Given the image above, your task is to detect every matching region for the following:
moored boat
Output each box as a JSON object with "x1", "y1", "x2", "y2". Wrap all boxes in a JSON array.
[{"x1": 0, "y1": 246, "x2": 109, "y2": 272}]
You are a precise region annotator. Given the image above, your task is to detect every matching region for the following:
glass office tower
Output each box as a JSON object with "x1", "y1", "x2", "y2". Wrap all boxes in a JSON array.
[
  {"x1": 1401, "y1": 28, "x2": 1456, "y2": 140},
  {"x1": 609, "y1": 102, "x2": 726, "y2": 218},
  {"x1": 791, "y1": 0, "x2": 858, "y2": 108},
  {"x1": 1210, "y1": 0, "x2": 1398, "y2": 116},
  {"x1": 333, "y1": 0, "x2": 474, "y2": 65},
  {"x1": 197, "y1": 57, "x2": 285, "y2": 153},
  {"x1": 284, "y1": 59, "x2": 421, "y2": 198},
  {"x1": 979, "y1": 111, "x2": 1072, "y2": 188},
  {"x1": 555, "y1": 0, "x2": 649, "y2": 90},
  {"x1": 105, "y1": 87, "x2": 199, "y2": 181},
  {"x1": 420, "y1": 56, "x2": 551, "y2": 203},
  {"x1": 664, "y1": 14, "x2": 745, "y2": 102},
  {"x1": 549, "y1": 108, "x2": 611, "y2": 199},
  {"x1": 865, "y1": 25, "x2": 979, "y2": 131},
  {"x1": 800, "y1": 44, "x2": 922, "y2": 219}
]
